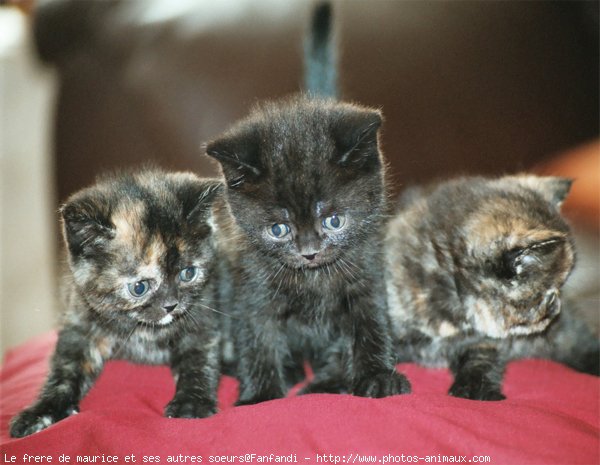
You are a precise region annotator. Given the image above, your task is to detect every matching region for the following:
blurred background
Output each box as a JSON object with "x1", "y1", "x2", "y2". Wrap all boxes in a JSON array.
[{"x1": 1, "y1": 0, "x2": 598, "y2": 356}]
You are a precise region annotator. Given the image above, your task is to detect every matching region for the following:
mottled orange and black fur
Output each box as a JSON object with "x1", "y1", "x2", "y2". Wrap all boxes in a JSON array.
[
  {"x1": 385, "y1": 175, "x2": 599, "y2": 400},
  {"x1": 10, "y1": 169, "x2": 223, "y2": 437}
]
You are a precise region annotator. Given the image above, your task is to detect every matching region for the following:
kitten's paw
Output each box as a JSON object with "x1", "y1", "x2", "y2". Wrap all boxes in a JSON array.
[
  {"x1": 353, "y1": 371, "x2": 411, "y2": 398},
  {"x1": 449, "y1": 379, "x2": 505, "y2": 401},
  {"x1": 10, "y1": 405, "x2": 78, "y2": 438},
  {"x1": 164, "y1": 398, "x2": 217, "y2": 419}
]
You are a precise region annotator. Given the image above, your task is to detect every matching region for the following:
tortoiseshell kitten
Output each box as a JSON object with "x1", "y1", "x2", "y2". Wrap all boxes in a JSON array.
[
  {"x1": 385, "y1": 174, "x2": 599, "y2": 401},
  {"x1": 10, "y1": 170, "x2": 223, "y2": 437},
  {"x1": 206, "y1": 3, "x2": 410, "y2": 405}
]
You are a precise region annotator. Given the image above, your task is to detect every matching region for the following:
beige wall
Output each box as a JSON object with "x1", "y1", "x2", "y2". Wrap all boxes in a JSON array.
[{"x1": 0, "y1": 8, "x2": 57, "y2": 358}]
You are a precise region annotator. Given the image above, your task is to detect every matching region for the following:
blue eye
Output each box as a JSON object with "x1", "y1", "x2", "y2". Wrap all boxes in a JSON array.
[
  {"x1": 179, "y1": 266, "x2": 199, "y2": 282},
  {"x1": 322, "y1": 214, "x2": 346, "y2": 231},
  {"x1": 269, "y1": 223, "x2": 291, "y2": 239},
  {"x1": 127, "y1": 280, "x2": 150, "y2": 298}
]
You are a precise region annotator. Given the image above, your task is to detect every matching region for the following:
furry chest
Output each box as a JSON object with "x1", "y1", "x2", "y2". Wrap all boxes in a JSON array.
[
  {"x1": 276, "y1": 290, "x2": 344, "y2": 324},
  {"x1": 113, "y1": 330, "x2": 172, "y2": 365}
]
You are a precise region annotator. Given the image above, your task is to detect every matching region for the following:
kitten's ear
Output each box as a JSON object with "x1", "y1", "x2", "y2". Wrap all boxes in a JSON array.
[
  {"x1": 514, "y1": 175, "x2": 573, "y2": 209},
  {"x1": 60, "y1": 198, "x2": 114, "y2": 257},
  {"x1": 205, "y1": 128, "x2": 262, "y2": 188},
  {"x1": 181, "y1": 181, "x2": 223, "y2": 226},
  {"x1": 332, "y1": 109, "x2": 382, "y2": 168}
]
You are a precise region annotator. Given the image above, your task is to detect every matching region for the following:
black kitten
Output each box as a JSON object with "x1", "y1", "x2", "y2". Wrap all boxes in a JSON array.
[
  {"x1": 206, "y1": 2, "x2": 410, "y2": 405},
  {"x1": 385, "y1": 174, "x2": 599, "y2": 401},
  {"x1": 10, "y1": 170, "x2": 223, "y2": 437}
]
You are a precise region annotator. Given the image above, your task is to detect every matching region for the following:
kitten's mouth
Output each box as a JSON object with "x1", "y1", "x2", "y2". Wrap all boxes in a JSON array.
[
  {"x1": 298, "y1": 258, "x2": 338, "y2": 270},
  {"x1": 132, "y1": 309, "x2": 183, "y2": 327},
  {"x1": 302, "y1": 261, "x2": 328, "y2": 269},
  {"x1": 291, "y1": 251, "x2": 337, "y2": 270}
]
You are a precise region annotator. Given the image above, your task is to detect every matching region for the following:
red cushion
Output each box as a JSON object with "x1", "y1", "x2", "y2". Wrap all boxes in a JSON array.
[{"x1": 1, "y1": 332, "x2": 598, "y2": 464}]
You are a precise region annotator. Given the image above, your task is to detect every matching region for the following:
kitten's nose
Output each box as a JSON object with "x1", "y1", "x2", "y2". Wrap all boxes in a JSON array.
[
  {"x1": 302, "y1": 253, "x2": 317, "y2": 261},
  {"x1": 163, "y1": 303, "x2": 178, "y2": 313}
]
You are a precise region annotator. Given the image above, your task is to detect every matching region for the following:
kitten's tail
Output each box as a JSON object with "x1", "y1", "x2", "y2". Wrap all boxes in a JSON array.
[{"x1": 304, "y1": 1, "x2": 338, "y2": 99}]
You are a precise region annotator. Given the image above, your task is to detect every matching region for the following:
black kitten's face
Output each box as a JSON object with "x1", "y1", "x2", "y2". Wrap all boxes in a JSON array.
[
  {"x1": 62, "y1": 171, "x2": 221, "y2": 326},
  {"x1": 230, "y1": 177, "x2": 379, "y2": 270},
  {"x1": 459, "y1": 176, "x2": 575, "y2": 337},
  {"x1": 207, "y1": 97, "x2": 385, "y2": 270}
]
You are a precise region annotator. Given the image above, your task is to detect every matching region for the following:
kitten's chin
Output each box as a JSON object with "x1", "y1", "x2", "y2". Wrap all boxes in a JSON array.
[{"x1": 157, "y1": 314, "x2": 175, "y2": 326}]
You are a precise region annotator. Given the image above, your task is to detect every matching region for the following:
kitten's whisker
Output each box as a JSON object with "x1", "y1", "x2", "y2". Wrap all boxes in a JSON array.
[
  {"x1": 332, "y1": 260, "x2": 346, "y2": 283},
  {"x1": 261, "y1": 263, "x2": 284, "y2": 289},
  {"x1": 338, "y1": 258, "x2": 358, "y2": 281},
  {"x1": 197, "y1": 301, "x2": 234, "y2": 318},
  {"x1": 341, "y1": 257, "x2": 361, "y2": 272},
  {"x1": 272, "y1": 263, "x2": 286, "y2": 282},
  {"x1": 182, "y1": 311, "x2": 203, "y2": 332},
  {"x1": 336, "y1": 259, "x2": 354, "y2": 284},
  {"x1": 342, "y1": 257, "x2": 370, "y2": 290},
  {"x1": 272, "y1": 265, "x2": 287, "y2": 301}
]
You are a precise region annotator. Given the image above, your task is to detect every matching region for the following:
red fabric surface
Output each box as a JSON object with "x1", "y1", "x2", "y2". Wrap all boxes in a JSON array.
[{"x1": 1, "y1": 332, "x2": 598, "y2": 465}]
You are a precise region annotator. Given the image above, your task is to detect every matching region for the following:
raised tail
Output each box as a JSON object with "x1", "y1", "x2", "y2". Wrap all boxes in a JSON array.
[{"x1": 304, "y1": 1, "x2": 338, "y2": 99}]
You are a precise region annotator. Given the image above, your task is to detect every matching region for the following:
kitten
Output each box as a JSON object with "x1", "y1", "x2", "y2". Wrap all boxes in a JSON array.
[
  {"x1": 385, "y1": 174, "x2": 599, "y2": 401},
  {"x1": 206, "y1": 2, "x2": 410, "y2": 404},
  {"x1": 10, "y1": 169, "x2": 223, "y2": 437}
]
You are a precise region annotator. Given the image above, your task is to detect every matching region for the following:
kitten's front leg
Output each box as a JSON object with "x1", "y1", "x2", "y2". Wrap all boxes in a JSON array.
[
  {"x1": 235, "y1": 318, "x2": 287, "y2": 406},
  {"x1": 300, "y1": 337, "x2": 350, "y2": 395},
  {"x1": 10, "y1": 326, "x2": 106, "y2": 437},
  {"x1": 165, "y1": 331, "x2": 220, "y2": 419},
  {"x1": 349, "y1": 293, "x2": 411, "y2": 398},
  {"x1": 448, "y1": 341, "x2": 506, "y2": 401}
]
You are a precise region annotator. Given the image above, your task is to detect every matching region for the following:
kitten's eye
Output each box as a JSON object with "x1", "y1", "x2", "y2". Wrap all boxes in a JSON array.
[
  {"x1": 127, "y1": 280, "x2": 150, "y2": 298},
  {"x1": 498, "y1": 248, "x2": 530, "y2": 280},
  {"x1": 498, "y1": 238, "x2": 564, "y2": 281},
  {"x1": 179, "y1": 266, "x2": 199, "y2": 282},
  {"x1": 322, "y1": 214, "x2": 346, "y2": 231},
  {"x1": 269, "y1": 223, "x2": 291, "y2": 239}
]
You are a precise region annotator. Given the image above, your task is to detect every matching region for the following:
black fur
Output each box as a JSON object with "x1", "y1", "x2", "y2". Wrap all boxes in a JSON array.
[
  {"x1": 208, "y1": 98, "x2": 409, "y2": 405},
  {"x1": 205, "y1": 2, "x2": 409, "y2": 405}
]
